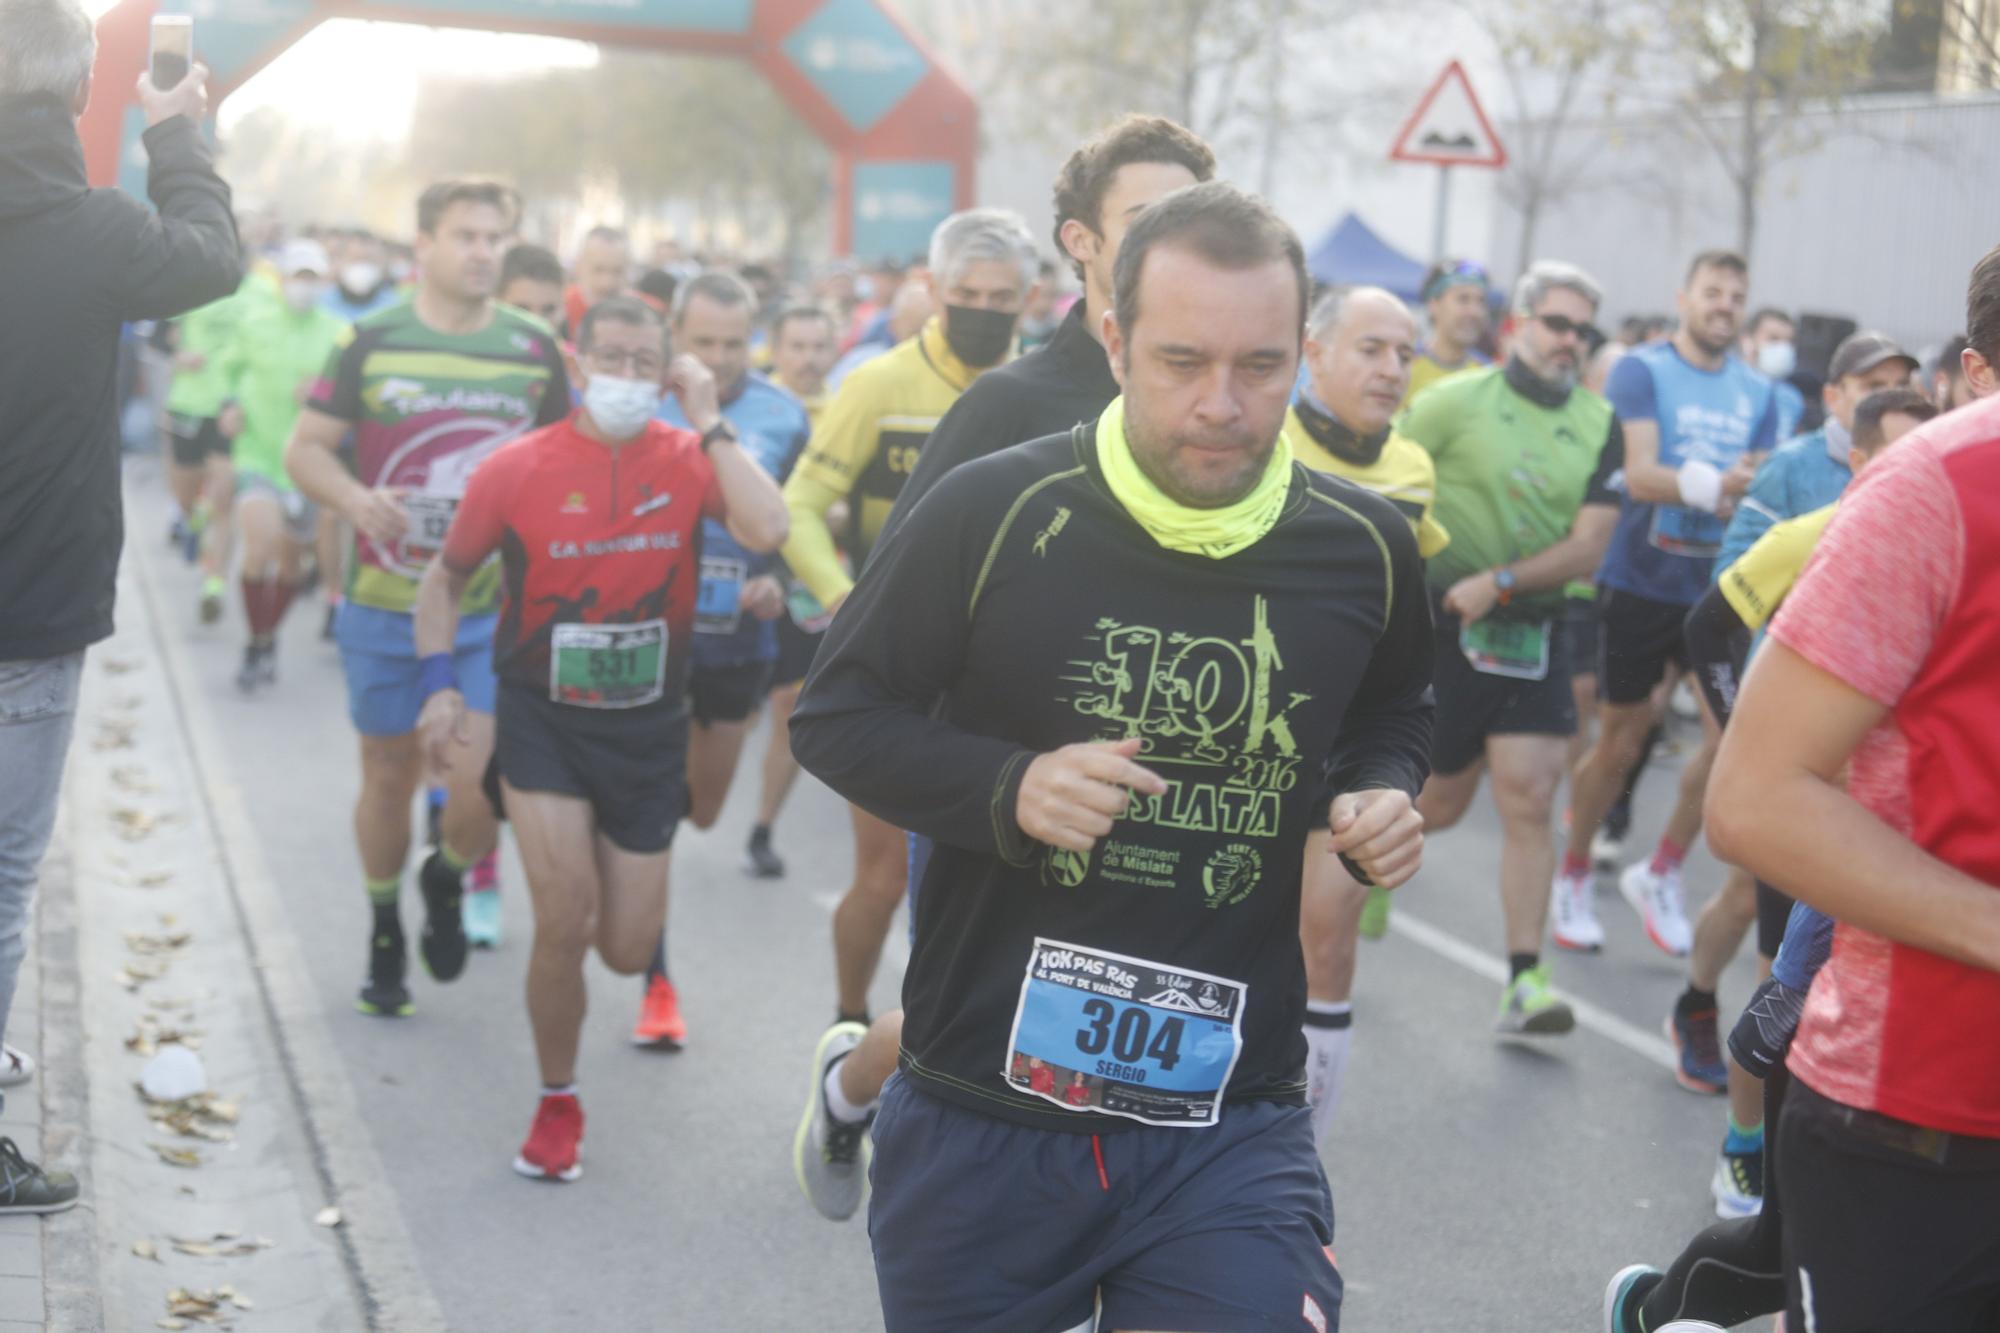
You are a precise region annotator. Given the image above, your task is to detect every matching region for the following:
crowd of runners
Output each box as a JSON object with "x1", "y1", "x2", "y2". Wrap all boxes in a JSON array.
[{"x1": 108, "y1": 101, "x2": 2000, "y2": 1333}]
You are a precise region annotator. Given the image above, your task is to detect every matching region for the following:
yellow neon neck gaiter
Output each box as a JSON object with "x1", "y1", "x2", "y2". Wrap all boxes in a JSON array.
[{"x1": 1094, "y1": 394, "x2": 1294, "y2": 560}]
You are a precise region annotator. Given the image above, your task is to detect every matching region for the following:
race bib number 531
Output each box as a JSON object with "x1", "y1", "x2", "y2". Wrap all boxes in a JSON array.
[{"x1": 1004, "y1": 939, "x2": 1245, "y2": 1128}]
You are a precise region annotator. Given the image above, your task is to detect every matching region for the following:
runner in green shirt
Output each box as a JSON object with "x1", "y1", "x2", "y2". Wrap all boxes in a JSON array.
[
  {"x1": 1395, "y1": 260, "x2": 1624, "y2": 1036},
  {"x1": 210, "y1": 239, "x2": 347, "y2": 693},
  {"x1": 162, "y1": 266, "x2": 266, "y2": 586}
]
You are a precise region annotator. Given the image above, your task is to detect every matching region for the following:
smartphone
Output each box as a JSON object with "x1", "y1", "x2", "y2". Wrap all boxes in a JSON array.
[{"x1": 150, "y1": 15, "x2": 193, "y2": 89}]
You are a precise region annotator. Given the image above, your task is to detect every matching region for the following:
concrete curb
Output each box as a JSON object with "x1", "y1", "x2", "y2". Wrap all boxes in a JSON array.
[
  {"x1": 128, "y1": 510, "x2": 448, "y2": 1332},
  {"x1": 36, "y1": 829, "x2": 102, "y2": 1332}
]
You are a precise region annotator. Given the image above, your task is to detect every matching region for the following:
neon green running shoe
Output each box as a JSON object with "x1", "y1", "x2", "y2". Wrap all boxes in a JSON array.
[
  {"x1": 1496, "y1": 964, "x2": 1575, "y2": 1036},
  {"x1": 1357, "y1": 884, "x2": 1393, "y2": 940}
]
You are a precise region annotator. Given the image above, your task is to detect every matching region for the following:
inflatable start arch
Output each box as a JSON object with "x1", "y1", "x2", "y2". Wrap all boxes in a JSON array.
[{"x1": 80, "y1": 0, "x2": 978, "y2": 260}]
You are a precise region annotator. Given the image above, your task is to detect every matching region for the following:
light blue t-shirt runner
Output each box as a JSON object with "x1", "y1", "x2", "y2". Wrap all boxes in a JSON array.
[
  {"x1": 1598, "y1": 342, "x2": 1779, "y2": 607},
  {"x1": 659, "y1": 371, "x2": 812, "y2": 668}
]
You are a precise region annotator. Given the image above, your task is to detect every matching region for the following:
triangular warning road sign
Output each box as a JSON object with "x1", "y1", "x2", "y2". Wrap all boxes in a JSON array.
[{"x1": 1390, "y1": 60, "x2": 1507, "y2": 169}]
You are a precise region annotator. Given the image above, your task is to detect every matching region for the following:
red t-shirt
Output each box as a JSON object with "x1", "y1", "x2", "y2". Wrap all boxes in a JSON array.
[
  {"x1": 443, "y1": 415, "x2": 722, "y2": 705},
  {"x1": 1062, "y1": 1082, "x2": 1091, "y2": 1107},
  {"x1": 1028, "y1": 1066, "x2": 1057, "y2": 1096},
  {"x1": 1770, "y1": 403, "x2": 2000, "y2": 1138}
]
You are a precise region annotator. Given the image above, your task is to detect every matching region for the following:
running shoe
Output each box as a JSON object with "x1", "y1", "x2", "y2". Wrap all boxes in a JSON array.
[
  {"x1": 1666, "y1": 999, "x2": 1727, "y2": 1095},
  {"x1": 1711, "y1": 1146, "x2": 1764, "y2": 1218},
  {"x1": 233, "y1": 642, "x2": 272, "y2": 695},
  {"x1": 0, "y1": 1045, "x2": 34, "y2": 1087},
  {"x1": 1601, "y1": 1263, "x2": 1663, "y2": 1333},
  {"x1": 630, "y1": 975, "x2": 686, "y2": 1049},
  {"x1": 1550, "y1": 869, "x2": 1605, "y2": 952},
  {"x1": 1495, "y1": 964, "x2": 1575, "y2": 1036},
  {"x1": 1590, "y1": 826, "x2": 1624, "y2": 870},
  {"x1": 513, "y1": 1092, "x2": 584, "y2": 1183},
  {"x1": 793, "y1": 1022, "x2": 871, "y2": 1221},
  {"x1": 0, "y1": 1139, "x2": 78, "y2": 1215},
  {"x1": 1619, "y1": 861, "x2": 1693, "y2": 956},
  {"x1": 416, "y1": 849, "x2": 469, "y2": 982},
  {"x1": 356, "y1": 926, "x2": 413, "y2": 1017},
  {"x1": 463, "y1": 889, "x2": 503, "y2": 950},
  {"x1": 1356, "y1": 884, "x2": 1393, "y2": 940},
  {"x1": 198, "y1": 577, "x2": 224, "y2": 625},
  {"x1": 745, "y1": 826, "x2": 785, "y2": 879},
  {"x1": 1657, "y1": 1323, "x2": 1728, "y2": 1331}
]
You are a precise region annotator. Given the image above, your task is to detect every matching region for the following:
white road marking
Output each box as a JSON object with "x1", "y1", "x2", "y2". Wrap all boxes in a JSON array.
[{"x1": 1387, "y1": 912, "x2": 1679, "y2": 1071}]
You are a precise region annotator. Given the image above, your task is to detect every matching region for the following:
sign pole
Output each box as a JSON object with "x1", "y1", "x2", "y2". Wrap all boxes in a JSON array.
[{"x1": 1433, "y1": 165, "x2": 1452, "y2": 262}]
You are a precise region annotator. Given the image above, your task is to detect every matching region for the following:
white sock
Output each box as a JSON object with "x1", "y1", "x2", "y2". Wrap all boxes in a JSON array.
[
  {"x1": 823, "y1": 1057, "x2": 878, "y2": 1125},
  {"x1": 1302, "y1": 1001, "x2": 1354, "y2": 1147},
  {"x1": 541, "y1": 1083, "x2": 577, "y2": 1099}
]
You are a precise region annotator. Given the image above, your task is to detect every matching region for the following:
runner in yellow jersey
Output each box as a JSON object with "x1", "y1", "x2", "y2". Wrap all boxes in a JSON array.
[
  {"x1": 780, "y1": 209, "x2": 1042, "y2": 1034},
  {"x1": 1286, "y1": 282, "x2": 1450, "y2": 1143}
]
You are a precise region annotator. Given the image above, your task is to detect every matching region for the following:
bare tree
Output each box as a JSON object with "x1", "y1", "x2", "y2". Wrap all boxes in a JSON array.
[
  {"x1": 1485, "y1": 0, "x2": 1641, "y2": 273},
  {"x1": 1658, "y1": 0, "x2": 1880, "y2": 259}
]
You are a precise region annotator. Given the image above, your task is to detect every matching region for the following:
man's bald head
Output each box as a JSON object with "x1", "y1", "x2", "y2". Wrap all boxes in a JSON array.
[{"x1": 1303, "y1": 285, "x2": 1418, "y2": 436}]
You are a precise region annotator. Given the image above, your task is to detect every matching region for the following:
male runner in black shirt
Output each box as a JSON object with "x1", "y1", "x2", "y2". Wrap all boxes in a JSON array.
[
  {"x1": 790, "y1": 114, "x2": 1216, "y2": 1225},
  {"x1": 793, "y1": 181, "x2": 1432, "y2": 1333}
]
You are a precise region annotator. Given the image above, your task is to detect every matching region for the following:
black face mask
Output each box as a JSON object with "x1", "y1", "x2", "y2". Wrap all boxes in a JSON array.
[
  {"x1": 1293, "y1": 389, "x2": 1391, "y2": 466},
  {"x1": 943, "y1": 304, "x2": 1016, "y2": 368}
]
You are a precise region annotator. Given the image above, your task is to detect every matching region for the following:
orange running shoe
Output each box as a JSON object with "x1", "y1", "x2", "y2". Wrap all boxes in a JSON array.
[
  {"x1": 513, "y1": 1092, "x2": 583, "y2": 1183},
  {"x1": 630, "y1": 975, "x2": 686, "y2": 1049}
]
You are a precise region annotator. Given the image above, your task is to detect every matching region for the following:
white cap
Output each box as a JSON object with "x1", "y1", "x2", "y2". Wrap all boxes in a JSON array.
[{"x1": 280, "y1": 238, "x2": 331, "y2": 278}]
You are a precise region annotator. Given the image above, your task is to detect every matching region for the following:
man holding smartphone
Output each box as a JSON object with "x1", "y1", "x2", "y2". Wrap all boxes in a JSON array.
[{"x1": 0, "y1": 0, "x2": 241, "y2": 1212}]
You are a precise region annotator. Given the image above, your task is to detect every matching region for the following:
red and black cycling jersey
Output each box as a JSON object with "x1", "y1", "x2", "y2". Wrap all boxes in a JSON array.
[{"x1": 442, "y1": 414, "x2": 723, "y2": 706}]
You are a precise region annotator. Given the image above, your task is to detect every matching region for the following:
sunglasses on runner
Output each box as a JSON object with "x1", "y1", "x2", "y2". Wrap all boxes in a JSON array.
[{"x1": 1534, "y1": 313, "x2": 1600, "y2": 343}]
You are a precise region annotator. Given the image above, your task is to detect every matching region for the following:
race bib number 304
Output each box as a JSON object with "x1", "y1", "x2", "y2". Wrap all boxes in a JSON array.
[{"x1": 1004, "y1": 939, "x2": 1245, "y2": 1128}]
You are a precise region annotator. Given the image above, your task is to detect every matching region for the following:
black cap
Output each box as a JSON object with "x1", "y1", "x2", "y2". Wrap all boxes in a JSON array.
[{"x1": 1828, "y1": 331, "x2": 1918, "y2": 383}]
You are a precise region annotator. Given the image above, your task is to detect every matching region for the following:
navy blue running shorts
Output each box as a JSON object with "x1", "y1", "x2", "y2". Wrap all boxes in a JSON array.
[{"x1": 868, "y1": 1075, "x2": 1342, "y2": 1333}]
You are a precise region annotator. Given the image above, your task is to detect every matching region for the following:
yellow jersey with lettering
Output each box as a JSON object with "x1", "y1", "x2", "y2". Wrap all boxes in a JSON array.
[
  {"x1": 1718, "y1": 502, "x2": 1837, "y2": 631},
  {"x1": 781, "y1": 316, "x2": 984, "y2": 603}
]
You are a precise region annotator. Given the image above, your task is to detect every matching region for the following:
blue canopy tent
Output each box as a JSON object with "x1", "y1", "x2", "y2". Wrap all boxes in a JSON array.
[{"x1": 1306, "y1": 213, "x2": 1428, "y2": 303}]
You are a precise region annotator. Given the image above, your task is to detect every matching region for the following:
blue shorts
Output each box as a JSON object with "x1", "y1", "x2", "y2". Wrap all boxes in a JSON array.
[
  {"x1": 335, "y1": 602, "x2": 497, "y2": 737},
  {"x1": 869, "y1": 1077, "x2": 1341, "y2": 1333}
]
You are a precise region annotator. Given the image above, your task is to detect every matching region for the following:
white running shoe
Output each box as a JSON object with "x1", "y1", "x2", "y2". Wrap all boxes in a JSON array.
[
  {"x1": 1619, "y1": 862, "x2": 1693, "y2": 956},
  {"x1": 1551, "y1": 870, "x2": 1605, "y2": 952}
]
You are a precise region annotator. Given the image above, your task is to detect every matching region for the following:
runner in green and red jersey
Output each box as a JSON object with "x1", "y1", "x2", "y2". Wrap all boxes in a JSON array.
[{"x1": 286, "y1": 180, "x2": 568, "y2": 1018}]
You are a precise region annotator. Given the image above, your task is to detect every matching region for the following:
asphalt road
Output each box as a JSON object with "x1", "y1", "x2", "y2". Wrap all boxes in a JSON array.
[{"x1": 124, "y1": 461, "x2": 1773, "y2": 1332}]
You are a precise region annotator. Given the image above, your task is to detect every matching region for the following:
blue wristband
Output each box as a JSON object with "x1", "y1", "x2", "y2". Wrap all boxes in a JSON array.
[{"x1": 417, "y1": 652, "x2": 459, "y2": 701}]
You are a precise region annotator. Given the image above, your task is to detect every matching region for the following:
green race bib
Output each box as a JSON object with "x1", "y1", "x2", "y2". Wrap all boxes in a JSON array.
[
  {"x1": 1460, "y1": 618, "x2": 1552, "y2": 681},
  {"x1": 549, "y1": 620, "x2": 667, "y2": 708}
]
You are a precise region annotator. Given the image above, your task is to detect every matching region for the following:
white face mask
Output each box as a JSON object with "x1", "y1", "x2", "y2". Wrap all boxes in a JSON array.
[
  {"x1": 1757, "y1": 339, "x2": 1797, "y2": 380},
  {"x1": 341, "y1": 261, "x2": 383, "y2": 294},
  {"x1": 582, "y1": 374, "x2": 659, "y2": 440},
  {"x1": 284, "y1": 278, "x2": 323, "y2": 313}
]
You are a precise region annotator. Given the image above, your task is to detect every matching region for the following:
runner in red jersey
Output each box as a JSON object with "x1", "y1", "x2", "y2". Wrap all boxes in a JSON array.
[
  {"x1": 411, "y1": 297, "x2": 788, "y2": 1183},
  {"x1": 1708, "y1": 314, "x2": 2000, "y2": 1329}
]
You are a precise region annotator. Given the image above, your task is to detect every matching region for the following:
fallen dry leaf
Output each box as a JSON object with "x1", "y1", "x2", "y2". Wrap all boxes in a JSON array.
[
  {"x1": 150, "y1": 1143, "x2": 203, "y2": 1168},
  {"x1": 125, "y1": 930, "x2": 193, "y2": 956},
  {"x1": 112, "y1": 767, "x2": 155, "y2": 793},
  {"x1": 156, "y1": 1320, "x2": 186, "y2": 1331},
  {"x1": 133, "y1": 1238, "x2": 160, "y2": 1262},
  {"x1": 134, "y1": 871, "x2": 174, "y2": 889},
  {"x1": 101, "y1": 656, "x2": 141, "y2": 675},
  {"x1": 93, "y1": 718, "x2": 138, "y2": 750},
  {"x1": 314, "y1": 1206, "x2": 341, "y2": 1228}
]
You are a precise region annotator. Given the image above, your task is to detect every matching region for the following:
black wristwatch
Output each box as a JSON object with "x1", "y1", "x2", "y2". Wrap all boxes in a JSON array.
[{"x1": 698, "y1": 420, "x2": 737, "y2": 454}]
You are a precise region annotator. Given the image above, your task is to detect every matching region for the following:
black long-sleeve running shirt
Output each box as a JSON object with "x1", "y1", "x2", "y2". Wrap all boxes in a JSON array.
[{"x1": 792, "y1": 425, "x2": 1435, "y2": 1131}]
